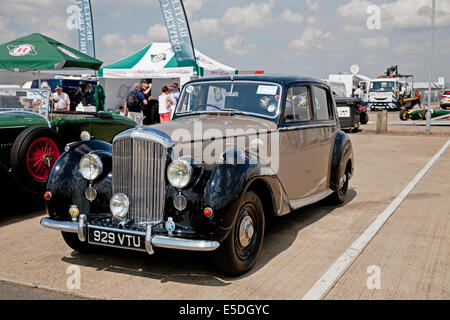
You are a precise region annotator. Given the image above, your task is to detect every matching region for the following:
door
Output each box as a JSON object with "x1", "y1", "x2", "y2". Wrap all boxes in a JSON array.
[
  {"x1": 277, "y1": 84, "x2": 336, "y2": 202},
  {"x1": 277, "y1": 85, "x2": 316, "y2": 200}
]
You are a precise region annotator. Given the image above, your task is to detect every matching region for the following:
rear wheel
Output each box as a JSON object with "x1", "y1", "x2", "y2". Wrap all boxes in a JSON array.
[
  {"x1": 10, "y1": 127, "x2": 62, "y2": 192},
  {"x1": 360, "y1": 112, "x2": 369, "y2": 125},
  {"x1": 212, "y1": 191, "x2": 265, "y2": 276},
  {"x1": 329, "y1": 165, "x2": 349, "y2": 205}
]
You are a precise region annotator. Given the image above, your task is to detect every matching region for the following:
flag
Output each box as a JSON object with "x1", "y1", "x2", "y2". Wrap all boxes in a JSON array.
[
  {"x1": 158, "y1": 0, "x2": 197, "y2": 71},
  {"x1": 76, "y1": 0, "x2": 96, "y2": 58}
]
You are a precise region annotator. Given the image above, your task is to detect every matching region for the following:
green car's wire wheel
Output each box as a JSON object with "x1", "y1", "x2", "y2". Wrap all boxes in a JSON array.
[
  {"x1": 399, "y1": 110, "x2": 409, "y2": 121},
  {"x1": 10, "y1": 126, "x2": 62, "y2": 192},
  {"x1": 25, "y1": 137, "x2": 60, "y2": 180}
]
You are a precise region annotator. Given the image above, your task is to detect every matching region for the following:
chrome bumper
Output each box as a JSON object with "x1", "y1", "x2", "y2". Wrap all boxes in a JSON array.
[{"x1": 40, "y1": 216, "x2": 220, "y2": 254}]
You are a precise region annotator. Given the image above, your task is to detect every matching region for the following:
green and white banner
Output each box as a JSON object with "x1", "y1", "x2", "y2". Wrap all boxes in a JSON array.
[
  {"x1": 158, "y1": 0, "x2": 196, "y2": 69},
  {"x1": 76, "y1": 0, "x2": 96, "y2": 58}
]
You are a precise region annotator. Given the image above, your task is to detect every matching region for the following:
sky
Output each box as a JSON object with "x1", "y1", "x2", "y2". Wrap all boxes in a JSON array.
[{"x1": 1, "y1": 0, "x2": 450, "y2": 82}]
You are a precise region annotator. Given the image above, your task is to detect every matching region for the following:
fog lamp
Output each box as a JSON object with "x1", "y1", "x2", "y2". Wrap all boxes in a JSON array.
[
  {"x1": 173, "y1": 193, "x2": 187, "y2": 211},
  {"x1": 110, "y1": 193, "x2": 129, "y2": 219}
]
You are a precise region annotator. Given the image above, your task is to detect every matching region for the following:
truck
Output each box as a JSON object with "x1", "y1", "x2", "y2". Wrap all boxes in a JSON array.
[{"x1": 368, "y1": 65, "x2": 419, "y2": 111}]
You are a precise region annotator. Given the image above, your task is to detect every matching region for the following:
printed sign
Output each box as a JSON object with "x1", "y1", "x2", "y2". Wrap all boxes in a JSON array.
[
  {"x1": 256, "y1": 85, "x2": 278, "y2": 95},
  {"x1": 159, "y1": 0, "x2": 196, "y2": 68},
  {"x1": 337, "y1": 106, "x2": 350, "y2": 117},
  {"x1": 151, "y1": 54, "x2": 166, "y2": 63},
  {"x1": 7, "y1": 44, "x2": 37, "y2": 57}
]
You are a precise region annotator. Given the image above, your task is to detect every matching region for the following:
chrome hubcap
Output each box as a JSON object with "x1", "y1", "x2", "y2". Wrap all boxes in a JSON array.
[
  {"x1": 43, "y1": 154, "x2": 52, "y2": 167},
  {"x1": 238, "y1": 214, "x2": 254, "y2": 247}
]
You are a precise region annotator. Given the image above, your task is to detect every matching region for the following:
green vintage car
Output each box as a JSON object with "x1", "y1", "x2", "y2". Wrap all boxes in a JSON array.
[{"x1": 0, "y1": 87, "x2": 136, "y2": 192}]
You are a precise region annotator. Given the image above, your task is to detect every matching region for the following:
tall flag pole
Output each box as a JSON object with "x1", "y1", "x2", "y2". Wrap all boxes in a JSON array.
[
  {"x1": 76, "y1": 0, "x2": 96, "y2": 58},
  {"x1": 158, "y1": 0, "x2": 199, "y2": 76}
]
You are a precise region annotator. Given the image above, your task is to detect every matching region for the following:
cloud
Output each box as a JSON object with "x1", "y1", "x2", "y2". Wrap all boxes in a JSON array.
[
  {"x1": 359, "y1": 36, "x2": 389, "y2": 48},
  {"x1": 147, "y1": 24, "x2": 169, "y2": 42},
  {"x1": 337, "y1": 0, "x2": 450, "y2": 29},
  {"x1": 279, "y1": 9, "x2": 304, "y2": 24},
  {"x1": 0, "y1": 18, "x2": 18, "y2": 43},
  {"x1": 191, "y1": 19, "x2": 223, "y2": 39},
  {"x1": 222, "y1": 1, "x2": 275, "y2": 28},
  {"x1": 288, "y1": 27, "x2": 332, "y2": 52},
  {"x1": 306, "y1": 0, "x2": 320, "y2": 12},
  {"x1": 224, "y1": 35, "x2": 258, "y2": 56}
]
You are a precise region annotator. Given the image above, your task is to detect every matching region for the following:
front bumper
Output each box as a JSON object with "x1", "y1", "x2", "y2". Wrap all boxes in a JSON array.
[{"x1": 41, "y1": 216, "x2": 220, "y2": 254}]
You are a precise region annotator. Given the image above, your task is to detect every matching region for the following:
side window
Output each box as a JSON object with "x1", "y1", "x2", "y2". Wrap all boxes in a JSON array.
[
  {"x1": 312, "y1": 86, "x2": 331, "y2": 120},
  {"x1": 285, "y1": 86, "x2": 311, "y2": 122}
]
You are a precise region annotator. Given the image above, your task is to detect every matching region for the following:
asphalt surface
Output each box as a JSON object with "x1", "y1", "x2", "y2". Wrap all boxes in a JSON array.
[{"x1": 0, "y1": 116, "x2": 448, "y2": 300}]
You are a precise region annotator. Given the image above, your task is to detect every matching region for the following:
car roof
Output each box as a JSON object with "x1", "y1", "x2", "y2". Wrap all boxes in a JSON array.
[{"x1": 188, "y1": 74, "x2": 327, "y2": 86}]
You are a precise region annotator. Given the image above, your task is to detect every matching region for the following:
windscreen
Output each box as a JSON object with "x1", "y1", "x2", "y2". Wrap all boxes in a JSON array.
[
  {"x1": 370, "y1": 81, "x2": 395, "y2": 92},
  {"x1": 176, "y1": 81, "x2": 282, "y2": 118},
  {"x1": 0, "y1": 88, "x2": 50, "y2": 117}
]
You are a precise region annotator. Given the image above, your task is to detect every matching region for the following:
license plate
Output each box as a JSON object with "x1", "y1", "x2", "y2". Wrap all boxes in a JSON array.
[
  {"x1": 88, "y1": 226, "x2": 146, "y2": 251},
  {"x1": 337, "y1": 106, "x2": 350, "y2": 117}
]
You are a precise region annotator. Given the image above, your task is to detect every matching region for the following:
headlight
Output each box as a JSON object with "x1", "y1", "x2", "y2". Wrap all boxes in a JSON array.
[
  {"x1": 110, "y1": 193, "x2": 129, "y2": 219},
  {"x1": 167, "y1": 159, "x2": 193, "y2": 189},
  {"x1": 79, "y1": 154, "x2": 103, "y2": 180}
]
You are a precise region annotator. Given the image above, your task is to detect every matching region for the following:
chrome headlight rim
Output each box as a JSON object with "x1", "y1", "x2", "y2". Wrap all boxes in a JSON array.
[
  {"x1": 110, "y1": 193, "x2": 129, "y2": 219},
  {"x1": 79, "y1": 153, "x2": 103, "y2": 181},
  {"x1": 167, "y1": 158, "x2": 193, "y2": 189}
]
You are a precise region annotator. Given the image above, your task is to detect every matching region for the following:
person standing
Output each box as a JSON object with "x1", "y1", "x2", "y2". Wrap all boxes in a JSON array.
[
  {"x1": 354, "y1": 86, "x2": 364, "y2": 99},
  {"x1": 169, "y1": 82, "x2": 180, "y2": 105},
  {"x1": 52, "y1": 85, "x2": 71, "y2": 111},
  {"x1": 140, "y1": 80, "x2": 154, "y2": 125},
  {"x1": 159, "y1": 86, "x2": 173, "y2": 123},
  {"x1": 125, "y1": 82, "x2": 147, "y2": 124}
]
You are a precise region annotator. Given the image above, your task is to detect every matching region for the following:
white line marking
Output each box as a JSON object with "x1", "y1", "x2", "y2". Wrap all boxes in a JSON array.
[{"x1": 301, "y1": 138, "x2": 450, "y2": 300}]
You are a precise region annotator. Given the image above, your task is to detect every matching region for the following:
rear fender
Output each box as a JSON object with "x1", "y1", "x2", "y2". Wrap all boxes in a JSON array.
[{"x1": 330, "y1": 131, "x2": 354, "y2": 190}]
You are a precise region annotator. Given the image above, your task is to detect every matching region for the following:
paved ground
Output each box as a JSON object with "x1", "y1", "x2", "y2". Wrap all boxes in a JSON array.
[
  {"x1": 361, "y1": 110, "x2": 450, "y2": 136},
  {"x1": 0, "y1": 130, "x2": 449, "y2": 300}
]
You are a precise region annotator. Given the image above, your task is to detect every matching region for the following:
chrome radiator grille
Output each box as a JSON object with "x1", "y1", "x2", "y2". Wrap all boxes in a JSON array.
[{"x1": 112, "y1": 138, "x2": 166, "y2": 223}]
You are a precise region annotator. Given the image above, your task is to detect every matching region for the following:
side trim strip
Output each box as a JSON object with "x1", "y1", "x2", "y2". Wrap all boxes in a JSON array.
[{"x1": 289, "y1": 189, "x2": 333, "y2": 210}]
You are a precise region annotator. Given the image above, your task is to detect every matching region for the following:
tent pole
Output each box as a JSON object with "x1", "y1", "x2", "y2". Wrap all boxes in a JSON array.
[{"x1": 38, "y1": 70, "x2": 41, "y2": 88}]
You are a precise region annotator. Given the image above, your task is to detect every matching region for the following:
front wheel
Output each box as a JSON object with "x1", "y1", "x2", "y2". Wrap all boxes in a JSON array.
[{"x1": 212, "y1": 192, "x2": 265, "y2": 276}]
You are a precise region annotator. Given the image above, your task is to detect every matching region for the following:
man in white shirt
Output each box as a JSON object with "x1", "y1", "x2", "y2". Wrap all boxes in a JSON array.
[
  {"x1": 52, "y1": 85, "x2": 71, "y2": 111},
  {"x1": 354, "y1": 86, "x2": 364, "y2": 99}
]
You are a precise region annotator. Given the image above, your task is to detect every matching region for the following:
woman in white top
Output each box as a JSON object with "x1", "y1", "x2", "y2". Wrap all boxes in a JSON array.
[{"x1": 158, "y1": 86, "x2": 174, "y2": 123}]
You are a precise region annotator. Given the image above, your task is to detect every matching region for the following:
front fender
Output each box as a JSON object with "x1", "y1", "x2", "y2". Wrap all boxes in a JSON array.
[
  {"x1": 199, "y1": 149, "x2": 286, "y2": 242},
  {"x1": 330, "y1": 130, "x2": 354, "y2": 190},
  {"x1": 46, "y1": 140, "x2": 112, "y2": 220}
]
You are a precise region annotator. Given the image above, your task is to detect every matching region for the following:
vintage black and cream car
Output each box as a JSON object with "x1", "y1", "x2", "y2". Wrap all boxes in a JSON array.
[{"x1": 41, "y1": 75, "x2": 354, "y2": 276}]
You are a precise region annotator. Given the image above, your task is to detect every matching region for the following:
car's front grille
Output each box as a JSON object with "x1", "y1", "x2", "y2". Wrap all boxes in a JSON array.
[{"x1": 112, "y1": 137, "x2": 166, "y2": 224}]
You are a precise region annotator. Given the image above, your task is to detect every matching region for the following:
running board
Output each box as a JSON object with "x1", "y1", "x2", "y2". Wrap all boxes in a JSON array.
[{"x1": 289, "y1": 189, "x2": 333, "y2": 210}]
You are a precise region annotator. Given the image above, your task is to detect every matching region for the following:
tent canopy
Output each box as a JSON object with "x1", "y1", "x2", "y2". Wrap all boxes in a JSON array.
[
  {"x1": 0, "y1": 33, "x2": 102, "y2": 71},
  {"x1": 99, "y1": 42, "x2": 236, "y2": 78}
]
